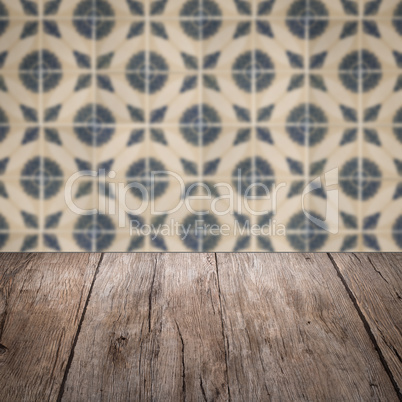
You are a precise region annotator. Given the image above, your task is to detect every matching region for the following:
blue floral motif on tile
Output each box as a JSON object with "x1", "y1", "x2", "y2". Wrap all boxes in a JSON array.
[
  {"x1": 0, "y1": 1, "x2": 9, "y2": 37},
  {"x1": 73, "y1": 0, "x2": 115, "y2": 39},
  {"x1": 126, "y1": 51, "x2": 169, "y2": 94},
  {"x1": 74, "y1": 213, "x2": 115, "y2": 251},
  {"x1": 286, "y1": 104, "x2": 327, "y2": 146},
  {"x1": 126, "y1": 158, "x2": 169, "y2": 199},
  {"x1": 394, "y1": 108, "x2": 402, "y2": 143},
  {"x1": 286, "y1": 0, "x2": 329, "y2": 39},
  {"x1": 0, "y1": 213, "x2": 9, "y2": 250},
  {"x1": 339, "y1": 50, "x2": 382, "y2": 93},
  {"x1": 232, "y1": 157, "x2": 275, "y2": 197},
  {"x1": 180, "y1": 104, "x2": 221, "y2": 146},
  {"x1": 287, "y1": 211, "x2": 328, "y2": 251},
  {"x1": 20, "y1": 157, "x2": 63, "y2": 199},
  {"x1": 181, "y1": 214, "x2": 221, "y2": 251},
  {"x1": 180, "y1": 0, "x2": 222, "y2": 40},
  {"x1": 340, "y1": 158, "x2": 382, "y2": 200},
  {"x1": 232, "y1": 50, "x2": 275, "y2": 93},
  {"x1": 19, "y1": 50, "x2": 62, "y2": 93},
  {"x1": 393, "y1": 2, "x2": 402, "y2": 35},
  {"x1": 393, "y1": 216, "x2": 402, "y2": 248},
  {"x1": 74, "y1": 104, "x2": 115, "y2": 146}
]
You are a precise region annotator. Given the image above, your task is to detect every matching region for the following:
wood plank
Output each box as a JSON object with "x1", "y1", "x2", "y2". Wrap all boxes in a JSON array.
[
  {"x1": 330, "y1": 253, "x2": 402, "y2": 394},
  {"x1": 216, "y1": 253, "x2": 398, "y2": 401},
  {"x1": 0, "y1": 253, "x2": 101, "y2": 402},
  {"x1": 61, "y1": 253, "x2": 228, "y2": 401}
]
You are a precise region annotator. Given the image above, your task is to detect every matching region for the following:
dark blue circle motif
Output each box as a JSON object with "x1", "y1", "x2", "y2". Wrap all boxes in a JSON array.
[
  {"x1": 286, "y1": 0, "x2": 329, "y2": 39},
  {"x1": 0, "y1": 1, "x2": 9, "y2": 37},
  {"x1": 20, "y1": 156, "x2": 63, "y2": 199},
  {"x1": 74, "y1": 104, "x2": 115, "y2": 146},
  {"x1": 126, "y1": 51, "x2": 169, "y2": 94},
  {"x1": 182, "y1": 214, "x2": 220, "y2": 251},
  {"x1": 19, "y1": 50, "x2": 62, "y2": 93},
  {"x1": 0, "y1": 213, "x2": 9, "y2": 250},
  {"x1": 180, "y1": 104, "x2": 221, "y2": 146},
  {"x1": 0, "y1": 107, "x2": 9, "y2": 142},
  {"x1": 232, "y1": 157, "x2": 275, "y2": 197},
  {"x1": 232, "y1": 50, "x2": 275, "y2": 93},
  {"x1": 393, "y1": 107, "x2": 402, "y2": 143},
  {"x1": 126, "y1": 158, "x2": 169, "y2": 199},
  {"x1": 393, "y1": 215, "x2": 402, "y2": 249},
  {"x1": 392, "y1": 2, "x2": 402, "y2": 36},
  {"x1": 74, "y1": 214, "x2": 115, "y2": 251},
  {"x1": 73, "y1": 0, "x2": 115, "y2": 40},
  {"x1": 340, "y1": 158, "x2": 382, "y2": 200},
  {"x1": 339, "y1": 50, "x2": 382, "y2": 93},
  {"x1": 180, "y1": 0, "x2": 222, "y2": 40},
  {"x1": 287, "y1": 211, "x2": 328, "y2": 251},
  {"x1": 286, "y1": 104, "x2": 328, "y2": 146}
]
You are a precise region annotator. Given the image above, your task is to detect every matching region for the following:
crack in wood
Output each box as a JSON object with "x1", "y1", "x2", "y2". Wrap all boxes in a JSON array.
[
  {"x1": 56, "y1": 253, "x2": 104, "y2": 402},
  {"x1": 148, "y1": 255, "x2": 158, "y2": 333},
  {"x1": 199, "y1": 376, "x2": 207, "y2": 402},
  {"x1": 367, "y1": 256, "x2": 390, "y2": 285},
  {"x1": 175, "y1": 321, "x2": 186, "y2": 401},
  {"x1": 327, "y1": 253, "x2": 402, "y2": 400}
]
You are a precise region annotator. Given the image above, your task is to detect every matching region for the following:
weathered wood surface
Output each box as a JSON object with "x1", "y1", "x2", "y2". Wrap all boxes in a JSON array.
[
  {"x1": 216, "y1": 253, "x2": 398, "y2": 401},
  {"x1": 0, "y1": 253, "x2": 101, "y2": 402},
  {"x1": 0, "y1": 253, "x2": 401, "y2": 401},
  {"x1": 61, "y1": 253, "x2": 228, "y2": 402},
  {"x1": 330, "y1": 253, "x2": 402, "y2": 395}
]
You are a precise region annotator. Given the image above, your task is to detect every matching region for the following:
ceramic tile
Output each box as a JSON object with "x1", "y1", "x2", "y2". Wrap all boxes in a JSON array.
[
  {"x1": 149, "y1": 19, "x2": 202, "y2": 73},
  {"x1": 42, "y1": 20, "x2": 94, "y2": 68},
  {"x1": 0, "y1": 0, "x2": 401, "y2": 251},
  {"x1": 361, "y1": 72, "x2": 400, "y2": 123},
  {"x1": 308, "y1": 20, "x2": 359, "y2": 72},
  {"x1": 2, "y1": 0, "x2": 41, "y2": 17},
  {"x1": 96, "y1": 72, "x2": 147, "y2": 124},
  {"x1": 362, "y1": 20, "x2": 402, "y2": 71},
  {"x1": 0, "y1": 73, "x2": 40, "y2": 124},
  {"x1": 255, "y1": 20, "x2": 306, "y2": 72},
  {"x1": 362, "y1": 0, "x2": 401, "y2": 18},
  {"x1": 95, "y1": 21, "x2": 146, "y2": 71},
  {"x1": 256, "y1": 72, "x2": 308, "y2": 125},
  {"x1": 363, "y1": 127, "x2": 402, "y2": 178},
  {"x1": 0, "y1": 21, "x2": 40, "y2": 72}
]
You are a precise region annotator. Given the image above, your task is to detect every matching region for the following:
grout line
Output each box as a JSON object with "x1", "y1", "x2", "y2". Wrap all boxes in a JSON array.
[
  {"x1": 5, "y1": 122, "x2": 398, "y2": 128},
  {"x1": 327, "y1": 253, "x2": 402, "y2": 399},
  {"x1": 198, "y1": 0, "x2": 203, "y2": 252},
  {"x1": 5, "y1": 174, "x2": 398, "y2": 181},
  {"x1": 251, "y1": 0, "x2": 257, "y2": 251},
  {"x1": 3, "y1": 229, "x2": 402, "y2": 235},
  {"x1": 38, "y1": 9, "x2": 44, "y2": 251},
  {"x1": 214, "y1": 253, "x2": 231, "y2": 402},
  {"x1": 358, "y1": 4, "x2": 363, "y2": 251},
  {"x1": 304, "y1": 0, "x2": 311, "y2": 252},
  {"x1": 56, "y1": 252, "x2": 105, "y2": 402},
  {"x1": 12, "y1": 68, "x2": 399, "y2": 74},
  {"x1": 91, "y1": 0, "x2": 97, "y2": 253},
  {"x1": 145, "y1": 0, "x2": 151, "y2": 251},
  {"x1": 3, "y1": 16, "x2": 402, "y2": 21}
]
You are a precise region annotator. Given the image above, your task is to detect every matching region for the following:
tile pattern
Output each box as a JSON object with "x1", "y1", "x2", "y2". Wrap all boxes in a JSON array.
[{"x1": 0, "y1": 0, "x2": 401, "y2": 251}]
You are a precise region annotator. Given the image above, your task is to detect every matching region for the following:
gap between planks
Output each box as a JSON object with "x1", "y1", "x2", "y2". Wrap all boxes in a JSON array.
[{"x1": 327, "y1": 252, "x2": 402, "y2": 400}]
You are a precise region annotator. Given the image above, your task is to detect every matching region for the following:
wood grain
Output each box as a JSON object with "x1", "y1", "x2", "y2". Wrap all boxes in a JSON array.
[
  {"x1": 0, "y1": 253, "x2": 101, "y2": 402},
  {"x1": 330, "y1": 253, "x2": 402, "y2": 395},
  {"x1": 61, "y1": 253, "x2": 228, "y2": 402},
  {"x1": 216, "y1": 253, "x2": 398, "y2": 401}
]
